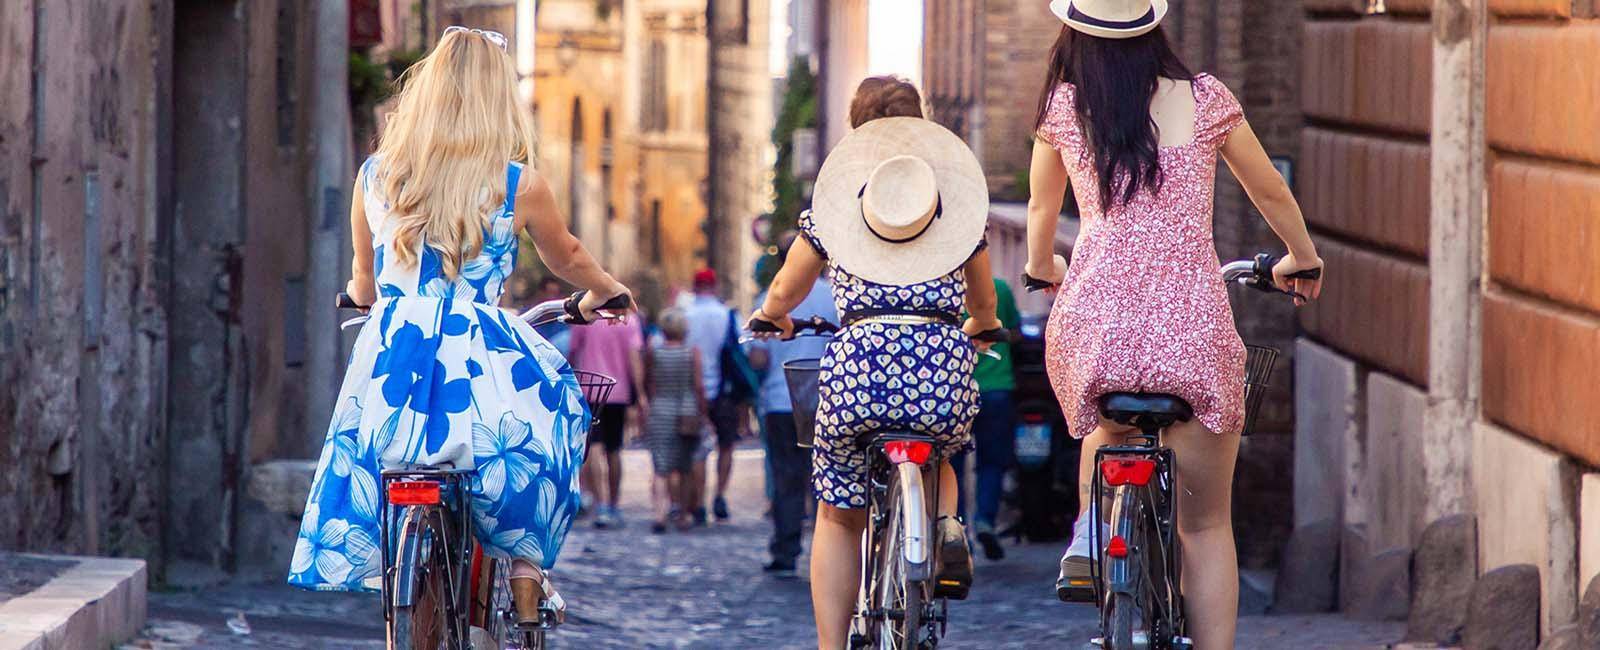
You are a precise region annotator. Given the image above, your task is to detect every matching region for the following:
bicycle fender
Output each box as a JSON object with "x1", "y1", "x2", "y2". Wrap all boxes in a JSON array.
[
  {"x1": 896, "y1": 462, "x2": 932, "y2": 581},
  {"x1": 392, "y1": 509, "x2": 430, "y2": 608},
  {"x1": 1104, "y1": 486, "x2": 1140, "y2": 597}
]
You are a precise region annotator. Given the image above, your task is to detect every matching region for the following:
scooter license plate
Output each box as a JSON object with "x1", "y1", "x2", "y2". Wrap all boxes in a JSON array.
[{"x1": 1015, "y1": 423, "x2": 1052, "y2": 467}]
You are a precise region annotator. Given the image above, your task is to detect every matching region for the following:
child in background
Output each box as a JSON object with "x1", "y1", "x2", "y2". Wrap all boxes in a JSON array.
[{"x1": 642, "y1": 309, "x2": 706, "y2": 533}]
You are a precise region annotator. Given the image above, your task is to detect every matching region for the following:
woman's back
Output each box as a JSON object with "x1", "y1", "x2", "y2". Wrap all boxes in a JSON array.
[{"x1": 360, "y1": 156, "x2": 523, "y2": 306}]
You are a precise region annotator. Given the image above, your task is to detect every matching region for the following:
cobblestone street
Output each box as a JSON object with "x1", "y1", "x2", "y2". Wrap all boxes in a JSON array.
[{"x1": 129, "y1": 448, "x2": 1404, "y2": 649}]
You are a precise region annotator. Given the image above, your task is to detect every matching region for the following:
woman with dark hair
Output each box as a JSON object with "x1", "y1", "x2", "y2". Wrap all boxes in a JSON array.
[{"x1": 1024, "y1": 1, "x2": 1323, "y2": 647}]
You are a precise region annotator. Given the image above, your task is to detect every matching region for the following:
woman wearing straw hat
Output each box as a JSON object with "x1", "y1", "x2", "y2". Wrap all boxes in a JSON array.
[
  {"x1": 749, "y1": 112, "x2": 1003, "y2": 648},
  {"x1": 1024, "y1": 1, "x2": 1323, "y2": 647}
]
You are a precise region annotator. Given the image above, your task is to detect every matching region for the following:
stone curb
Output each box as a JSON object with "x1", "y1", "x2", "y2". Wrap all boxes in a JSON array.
[{"x1": 0, "y1": 555, "x2": 147, "y2": 650}]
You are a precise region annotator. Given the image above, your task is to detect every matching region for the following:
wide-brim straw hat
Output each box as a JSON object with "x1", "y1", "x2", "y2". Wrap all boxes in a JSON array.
[
  {"x1": 811, "y1": 117, "x2": 989, "y2": 286},
  {"x1": 1050, "y1": 0, "x2": 1168, "y2": 39}
]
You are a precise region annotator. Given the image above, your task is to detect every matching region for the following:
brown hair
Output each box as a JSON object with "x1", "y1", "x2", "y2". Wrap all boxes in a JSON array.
[{"x1": 849, "y1": 76, "x2": 924, "y2": 128}]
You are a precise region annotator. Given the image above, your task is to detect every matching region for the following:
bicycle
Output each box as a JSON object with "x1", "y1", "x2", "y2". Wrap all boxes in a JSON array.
[
  {"x1": 337, "y1": 290, "x2": 629, "y2": 650},
  {"x1": 1025, "y1": 253, "x2": 1320, "y2": 650},
  {"x1": 756, "y1": 316, "x2": 1008, "y2": 649}
]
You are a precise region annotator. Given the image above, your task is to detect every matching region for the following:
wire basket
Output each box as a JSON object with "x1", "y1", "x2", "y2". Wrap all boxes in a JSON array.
[
  {"x1": 1241, "y1": 345, "x2": 1280, "y2": 436},
  {"x1": 572, "y1": 370, "x2": 618, "y2": 429},
  {"x1": 783, "y1": 358, "x2": 823, "y2": 448}
]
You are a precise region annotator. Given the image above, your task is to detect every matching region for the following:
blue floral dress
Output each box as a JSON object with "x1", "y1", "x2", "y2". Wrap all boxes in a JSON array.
[
  {"x1": 289, "y1": 157, "x2": 589, "y2": 592},
  {"x1": 800, "y1": 212, "x2": 983, "y2": 509}
]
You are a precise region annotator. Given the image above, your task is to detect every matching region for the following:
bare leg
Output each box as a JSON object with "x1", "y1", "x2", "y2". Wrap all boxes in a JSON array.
[
  {"x1": 934, "y1": 459, "x2": 958, "y2": 517},
  {"x1": 811, "y1": 504, "x2": 868, "y2": 650},
  {"x1": 689, "y1": 460, "x2": 708, "y2": 516},
  {"x1": 1076, "y1": 422, "x2": 1136, "y2": 517},
  {"x1": 580, "y1": 443, "x2": 602, "y2": 511},
  {"x1": 606, "y1": 450, "x2": 624, "y2": 509},
  {"x1": 716, "y1": 442, "x2": 735, "y2": 499},
  {"x1": 1163, "y1": 419, "x2": 1241, "y2": 650},
  {"x1": 652, "y1": 472, "x2": 673, "y2": 523}
]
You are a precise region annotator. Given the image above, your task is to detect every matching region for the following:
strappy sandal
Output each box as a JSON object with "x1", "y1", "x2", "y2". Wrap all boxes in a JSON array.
[{"x1": 509, "y1": 566, "x2": 566, "y2": 626}]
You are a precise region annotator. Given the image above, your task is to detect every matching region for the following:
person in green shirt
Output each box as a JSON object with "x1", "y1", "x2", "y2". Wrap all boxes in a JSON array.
[{"x1": 954, "y1": 278, "x2": 1021, "y2": 560}]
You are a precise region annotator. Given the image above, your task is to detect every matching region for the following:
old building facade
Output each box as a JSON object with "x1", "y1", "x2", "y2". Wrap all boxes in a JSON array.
[
  {"x1": 0, "y1": 0, "x2": 346, "y2": 577},
  {"x1": 708, "y1": 0, "x2": 777, "y2": 302}
]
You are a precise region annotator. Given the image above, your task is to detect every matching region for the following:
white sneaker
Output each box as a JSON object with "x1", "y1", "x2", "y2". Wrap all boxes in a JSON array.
[
  {"x1": 1062, "y1": 510, "x2": 1102, "y2": 561},
  {"x1": 1056, "y1": 511, "x2": 1103, "y2": 602}
]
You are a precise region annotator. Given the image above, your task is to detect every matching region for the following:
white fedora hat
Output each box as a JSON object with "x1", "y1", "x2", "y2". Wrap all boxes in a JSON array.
[
  {"x1": 811, "y1": 117, "x2": 989, "y2": 286},
  {"x1": 1050, "y1": 0, "x2": 1169, "y2": 39}
]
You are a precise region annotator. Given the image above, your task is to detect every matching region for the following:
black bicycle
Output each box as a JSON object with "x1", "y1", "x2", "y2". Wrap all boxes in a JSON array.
[
  {"x1": 1027, "y1": 253, "x2": 1319, "y2": 650},
  {"x1": 338, "y1": 290, "x2": 628, "y2": 649},
  {"x1": 758, "y1": 316, "x2": 1008, "y2": 649}
]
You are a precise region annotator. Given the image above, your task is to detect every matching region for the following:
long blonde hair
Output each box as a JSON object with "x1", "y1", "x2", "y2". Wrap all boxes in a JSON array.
[{"x1": 372, "y1": 30, "x2": 537, "y2": 279}]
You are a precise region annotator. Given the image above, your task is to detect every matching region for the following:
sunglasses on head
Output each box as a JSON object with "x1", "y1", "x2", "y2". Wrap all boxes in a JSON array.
[{"x1": 443, "y1": 25, "x2": 508, "y2": 51}]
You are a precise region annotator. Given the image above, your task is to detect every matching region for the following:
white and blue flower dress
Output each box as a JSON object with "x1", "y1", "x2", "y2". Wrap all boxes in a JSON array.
[
  {"x1": 289, "y1": 157, "x2": 590, "y2": 592},
  {"x1": 801, "y1": 212, "x2": 983, "y2": 510}
]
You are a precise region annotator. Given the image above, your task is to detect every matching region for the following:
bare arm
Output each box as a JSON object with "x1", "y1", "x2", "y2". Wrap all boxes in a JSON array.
[
  {"x1": 1220, "y1": 120, "x2": 1323, "y2": 300},
  {"x1": 1024, "y1": 139, "x2": 1070, "y2": 284},
  {"x1": 690, "y1": 351, "x2": 708, "y2": 415},
  {"x1": 517, "y1": 170, "x2": 631, "y2": 309},
  {"x1": 628, "y1": 346, "x2": 647, "y2": 406},
  {"x1": 750, "y1": 237, "x2": 826, "y2": 338},
  {"x1": 963, "y1": 249, "x2": 1001, "y2": 330},
  {"x1": 346, "y1": 171, "x2": 378, "y2": 306}
]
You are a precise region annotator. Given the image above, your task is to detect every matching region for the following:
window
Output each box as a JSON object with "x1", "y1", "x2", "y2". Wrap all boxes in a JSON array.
[
  {"x1": 642, "y1": 38, "x2": 668, "y2": 131},
  {"x1": 651, "y1": 200, "x2": 663, "y2": 264},
  {"x1": 713, "y1": 0, "x2": 749, "y2": 44},
  {"x1": 569, "y1": 98, "x2": 585, "y2": 238}
]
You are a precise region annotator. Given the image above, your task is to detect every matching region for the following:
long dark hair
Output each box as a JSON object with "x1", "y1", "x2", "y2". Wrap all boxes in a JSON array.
[{"x1": 1034, "y1": 25, "x2": 1193, "y2": 209}]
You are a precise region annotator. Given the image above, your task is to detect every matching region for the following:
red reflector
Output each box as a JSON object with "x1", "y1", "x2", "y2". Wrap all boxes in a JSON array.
[
  {"x1": 387, "y1": 480, "x2": 442, "y2": 506},
  {"x1": 1106, "y1": 535, "x2": 1129, "y2": 558},
  {"x1": 1100, "y1": 458, "x2": 1157, "y2": 486},
  {"x1": 883, "y1": 440, "x2": 933, "y2": 465}
]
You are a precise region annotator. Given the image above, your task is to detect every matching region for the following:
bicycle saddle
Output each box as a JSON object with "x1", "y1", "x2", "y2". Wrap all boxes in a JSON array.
[{"x1": 1098, "y1": 392, "x2": 1194, "y2": 430}]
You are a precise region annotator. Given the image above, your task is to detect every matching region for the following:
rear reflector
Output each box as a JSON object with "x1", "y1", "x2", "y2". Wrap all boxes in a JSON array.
[
  {"x1": 1100, "y1": 458, "x2": 1157, "y2": 486},
  {"x1": 387, "y1": 480, "x2": 442, "y2": 506},
  {"x1": 883, "y1": 440, "x2": 933, "y2": 465},
  {"x1": 1106, "y1": 535, "x2": 1129, "y2": 559}
]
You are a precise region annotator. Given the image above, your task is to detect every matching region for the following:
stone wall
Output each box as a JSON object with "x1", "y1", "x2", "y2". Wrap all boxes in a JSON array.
[{"x1": 708, "y1": 0, "x2": 769, "y2": 305}]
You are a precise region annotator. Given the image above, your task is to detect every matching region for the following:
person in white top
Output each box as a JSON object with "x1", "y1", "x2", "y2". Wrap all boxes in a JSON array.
[{"x1": 682, "y1": 268, "x2": 745, "y2": 523}]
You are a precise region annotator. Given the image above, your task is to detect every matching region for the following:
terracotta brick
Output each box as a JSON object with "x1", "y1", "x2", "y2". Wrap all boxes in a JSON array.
[
  {"x1": 1489, "y1": 0, "x2": 1575, "y2": 17},
  {"x1": 1303, "y1": 18, "x2": 1432, "y2": 135},
  {"x1": 1487, "y1": 23, "x2": 1600, "y2": 166},
  {"x1": 1304, "y1": 0, "x2": 1370, "y2": 14},
  {"x1": 1489, "y1": 158, "x2": 1600, "y2": 316},
  {"x1": 1299, "y1": 238, "x2": 1431, "y2": 385},
  {"x1": 1299, "y1": 127, "x2": 1431, "y2": 257},
  {"x1": 1482, "y1": 291, "x2": 1600, "y2": 468},
  {"x1": 1384, "y1": 0, "x2": 1434, "y2": 15}
]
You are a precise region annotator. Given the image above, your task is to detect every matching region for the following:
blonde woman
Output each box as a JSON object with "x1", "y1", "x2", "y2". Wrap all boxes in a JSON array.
[{"x1": 288, "y1": 26, "x2": 630, "y2": 623}]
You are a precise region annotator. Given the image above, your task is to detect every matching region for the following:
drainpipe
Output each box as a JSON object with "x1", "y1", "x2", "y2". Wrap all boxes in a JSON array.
[{"x1": 305, "y1": 0, "x2": 353, "y2": 456}]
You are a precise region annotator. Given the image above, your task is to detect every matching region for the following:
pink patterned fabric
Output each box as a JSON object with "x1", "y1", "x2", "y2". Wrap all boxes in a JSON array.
[{"x1": 1038, "y1": 74, "x2": 1248, "y2": 438}]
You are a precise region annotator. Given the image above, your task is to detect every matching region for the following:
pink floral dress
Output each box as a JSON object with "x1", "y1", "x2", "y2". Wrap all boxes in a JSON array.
[{"x1": 1037, "y1": 73, "x2": 1248, "y2": 438}]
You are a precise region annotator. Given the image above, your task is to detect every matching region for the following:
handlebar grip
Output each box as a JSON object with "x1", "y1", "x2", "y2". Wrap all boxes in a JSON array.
[
  {"x1": 1021, "y1": 272, "x2": 1055, "y2": 293},
  {"x1": 335, "y1": 293, "x2": 364, "y2": 309},
  {"x1": 797, "y1": 316, "x2": 840, "y2": 335},
  {"x1": 749, "y1": 318, "x2": 783, "y2": 334},
  {"x1": 972, "y1": 328, "x2": 1012, "y2": 344},
  {"x1": 598, "y1": 293, "x2": 633, "y2": 311},
  {"x1": 1255, "y1": 253, "x2": 1323, "y2": 281}
]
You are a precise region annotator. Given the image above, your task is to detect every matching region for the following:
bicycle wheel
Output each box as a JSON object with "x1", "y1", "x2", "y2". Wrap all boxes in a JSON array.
[
  {"x1": 1100, "y1": 485, "x2": 1147, "y2": 650},
  {"x1": 870, "y1": 477, "x2": 924, "y2": 649},
  {"x1": 486, "y1": 558, "x2": 546, "y2": 649},
  {"x1": 391, "y1": 508, "x2": 451, "y2": 649}
]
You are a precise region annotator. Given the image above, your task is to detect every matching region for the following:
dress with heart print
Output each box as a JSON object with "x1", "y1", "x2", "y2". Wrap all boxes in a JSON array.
[{"x1": 798, "y1": 211, "x2": 983, "y2": 509}]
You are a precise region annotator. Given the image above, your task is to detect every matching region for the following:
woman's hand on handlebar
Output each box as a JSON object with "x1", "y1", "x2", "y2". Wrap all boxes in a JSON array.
[
  {"x1": 572, "y1": 284, "x2": 627, "y2": 323},
  {"x1": 746, "y1": 309, "x2": 795, "y2": 340},
  {"x1": 1271, "y1": 252, "x2": 1324, "y2": 306},
  {"x1": 343, "y1": 277, "x2": 376, "y2": 313},
  {"x1": 963, "y1": 316, "x2": 1005, "y2": 354},
  {"x1": 1023, "y1": 254, "x2": 1067, "y2": 291}
]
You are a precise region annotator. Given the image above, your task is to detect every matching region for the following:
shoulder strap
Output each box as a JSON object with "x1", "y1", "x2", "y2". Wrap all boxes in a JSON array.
[{"x1": 504, "y1": 162, "x2": 524, "y2": 217}]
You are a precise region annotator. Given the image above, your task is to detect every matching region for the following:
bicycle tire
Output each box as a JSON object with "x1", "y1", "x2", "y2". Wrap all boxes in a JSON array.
[
  {"x1": 1101, "y1": 485, "x2": 1146, "y2": 650},
  {"x1": 391, "y1": 508, "x2": 452, "y2": 649},
  {"x1": 1106, "y1": 592, "x2": 1136, "y2": 650},
  {"x1": 874, "y1": 475, "x2": 924, "y2": 649}
]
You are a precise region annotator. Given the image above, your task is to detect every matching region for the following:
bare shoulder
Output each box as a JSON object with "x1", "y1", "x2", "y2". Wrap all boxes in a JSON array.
[{"x1": 513, "y1": 166, "x2": 556, "y2": 229}]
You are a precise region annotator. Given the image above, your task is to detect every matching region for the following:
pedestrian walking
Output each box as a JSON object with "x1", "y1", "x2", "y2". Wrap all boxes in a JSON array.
[
  {"x1": 643, "y1": 309, "x2": 708, "y2": 533},
  {"x1": 951, "y1": 278, "x2": 1022, "y2": 560},
  {"x1": 747, "y1": 76, "x2": 1003, "y2": 649},
  {"x1": 569, "y1": 313, "x2": 647, "y2": 529},
  {"x1": 747, "y1": 231, "x2": 838, "y2": 578},
  {"x1": 1024, "y1": 2, "x2": 1324, "y2": 646},
  {"x1": 288, "y1": 26, "x2": 633, "y2": 628},
  {"x1": 683, "y1": 269, "x2": 758, "y2": 523}
]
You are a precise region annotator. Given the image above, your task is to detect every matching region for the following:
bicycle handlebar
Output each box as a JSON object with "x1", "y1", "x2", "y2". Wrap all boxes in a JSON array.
[
  {"x1": 336, "y1": 290, "x2": 631, "y2": 331},
  {"x1": 1023, "y1": 252, "x2": 1321, "y2": 301}
]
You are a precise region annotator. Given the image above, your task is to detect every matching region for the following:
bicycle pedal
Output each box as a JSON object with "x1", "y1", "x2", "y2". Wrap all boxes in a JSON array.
[
  {"x1": 1056, "y1": 576, "x2": 1096, "y2": 603},
  {"x1": 932, "y1": 577, "x2": 970, "y2": 600}
]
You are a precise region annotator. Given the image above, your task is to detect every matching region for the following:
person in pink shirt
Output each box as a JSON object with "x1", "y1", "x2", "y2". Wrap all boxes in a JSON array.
[{"x1": 568, "y1": 315, "x2": 647, "y2": 528}]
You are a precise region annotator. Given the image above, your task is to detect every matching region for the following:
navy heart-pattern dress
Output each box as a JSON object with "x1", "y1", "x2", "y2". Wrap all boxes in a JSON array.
[{"x1": 799, "y1": 212, "x2": 982, "y2": 509}]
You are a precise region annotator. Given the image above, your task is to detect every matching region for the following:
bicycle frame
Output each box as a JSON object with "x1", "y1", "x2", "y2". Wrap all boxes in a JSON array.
[
  {"x1": 1089, "y1": 429, "x2": 1186, "y2": 650},
  {"x1": 381, "y1": 466, "x2": 477, "y2": 649},
  {"x1": 854, "y1": 432, "x2": 945, "y2": 649}
]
